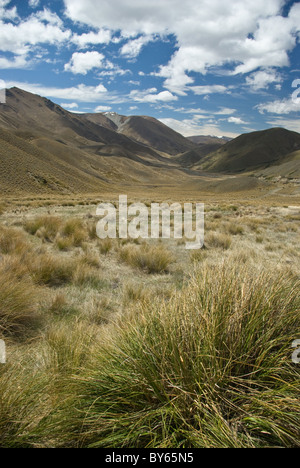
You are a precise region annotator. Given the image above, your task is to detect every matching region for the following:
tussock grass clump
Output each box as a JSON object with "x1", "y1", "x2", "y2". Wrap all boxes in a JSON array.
[
  {"x1": 206, "y1": 232, "x2": 232, "y2": 250},
  {"x1": 224, "y1": 222, "x2": 244, "y2": 236},
  {"x1": 0, "y1": 226, "x2": 29, "y2": 255},
  {"x1": 44, "y1": 322, "x2": 98, "y2": 375},
  {"x1": 98, "y1": 238, "x2": 113, "y2": 255},
  {"x1": 72, "y1": 265, "x2": 106, "y2": 290},
  {"x1": 118, "y1": 244, "x2": 174, "y2": 274},
  {"x1": 190, "y1": 249, "x2": 208, "y2": 263},
  {"x1": 24, "y1": 216, "x2": 62, "y2": 242},
  {"x1": 67, "y1": 263, "x2": 300, "y2": 448},
  {"x1": 60, "y1": 218, "x2": 87, "y2": 248},
  {"x1": 55, "y1": 235, "x2": 74, "y2": 251},
  {"x1": 0, "y1": 350, "x2": 52, "y2": 448},
  {"x1": 123, "y1": 281, "x2": 149, "y2": 304},
  {"x1": 0, "y1": 257, "x2": 41, "y2": 339},
  {"x1": 48, "y1": 294, "x2": 78, "y2": 318},
  {"x1": 28, "y1": 253, "x2": 75, "y2": 287}
]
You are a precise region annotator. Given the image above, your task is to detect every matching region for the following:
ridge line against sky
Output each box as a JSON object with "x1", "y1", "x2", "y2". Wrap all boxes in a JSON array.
[{"x1": 0, "y1": 0, "x2": 299, "y2": 137}]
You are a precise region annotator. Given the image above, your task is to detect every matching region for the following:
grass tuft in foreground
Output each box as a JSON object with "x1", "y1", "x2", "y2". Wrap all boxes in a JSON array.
[{"x1": 60, "y1": 262, "x2": 300, "y2": 448}]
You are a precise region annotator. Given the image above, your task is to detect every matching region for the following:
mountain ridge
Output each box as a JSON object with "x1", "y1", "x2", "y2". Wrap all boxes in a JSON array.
[{"x1": 0, "y1": 87, "x2": 299, "y2": 196}]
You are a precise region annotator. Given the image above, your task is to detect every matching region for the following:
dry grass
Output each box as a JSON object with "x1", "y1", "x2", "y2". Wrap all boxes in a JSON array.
[
  {"x1": 118, "y1": 244, "x2": 174, "y2": 274},
  {"x1": 24, "y1": 216, "x2": 62, "y2": 242},
  {"x1": 0, "y1": 226, "x2": 30, "y2": 256},
  {"x1": 27, "y1": 253, "x2": 75, "y2": 287},
  {"x1": 98, "y1": 238, "x2": 113, "y2": 255},
  {"x1": 205, "y1": 231, "x2": 232, "y2": 250},
  {"x1": 53, "y1": 261, "x2": 300, "y2": 448},
  {"x1": 0, "y1": 257, "x2": 42, "y2": 340},
  {"x1": 60, "y1": 218, "x2": 87, "y2": 248},
  {"x1": 0, "y1": 199, "x2": 299, "y2": 448}
]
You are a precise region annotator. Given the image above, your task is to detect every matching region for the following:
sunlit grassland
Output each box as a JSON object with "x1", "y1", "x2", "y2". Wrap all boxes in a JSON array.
[{"x1": 0, "y1": 195, "x2": 299, "y2": 448}]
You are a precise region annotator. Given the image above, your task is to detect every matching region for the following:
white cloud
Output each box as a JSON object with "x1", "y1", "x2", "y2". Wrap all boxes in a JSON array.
[
  {"x1": 120, "y1": 35, "x2": 155, "y2": 59},
  {"x1": 0, "y1": 8, "x2": 71, "y2": 68},
  {"x1": 129, "y1": 88, "x2": 178, "y2": 103},
  {"x1": 6, "y1": 82, "x2": 108, "y2": 102},
  {"x1": 63, "y1": 0, "x2": 300, "y2": 95},
  {"x1": 190, "y1": 85, "x2": 228, "y2": 96},
  {"x1": 159, "y1": 117, "x2": 239, "y2": 138},
  {"x1": 246, "y1": 69, "x2": 283, "y2": 91},
  {"x1": 215, "y1": 107, "x2": 237, "y2": 115},
  {"x1": 64, "y1": 51, "x2": 107, "y2": 75},
  {"x1": 0, "y1": 55, "x2": 29, "y2": 69},
  {"x1": 95, "y1": 105, "x2": 112, "y2": 112},
  {"x1": 29, "y1": 0, "x2": 40, "y2": 8},
  {"x1": 256, "y1": 97, "x2": 300, "y2": 115},
  {"x1": 72, "y1": 30, "x2": 111, "y2": 48},
  {"x1": 61, "y1": 102, "x2": 78, "y2": 109},
  {"x1": 228, "y1": 116, "x2": 247, "y2": 125},
  {"x1": 0, "y1": 0, "x2": 18, "y2": 20}
]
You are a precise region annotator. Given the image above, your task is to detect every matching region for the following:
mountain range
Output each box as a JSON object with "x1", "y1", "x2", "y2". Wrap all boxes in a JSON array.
[{"x1": 0, "y1": 87, "x2": 299, "y2": 195}]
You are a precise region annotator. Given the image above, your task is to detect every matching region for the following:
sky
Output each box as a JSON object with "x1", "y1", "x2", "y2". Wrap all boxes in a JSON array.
[{"x1": 0, "y1": 0, "x2": 299, "y2": 138}]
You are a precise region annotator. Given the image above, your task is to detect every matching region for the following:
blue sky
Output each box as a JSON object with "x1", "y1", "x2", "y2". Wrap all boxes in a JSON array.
[{"x1": 0, "y1": 0, "x2": 299, "y2": 137}]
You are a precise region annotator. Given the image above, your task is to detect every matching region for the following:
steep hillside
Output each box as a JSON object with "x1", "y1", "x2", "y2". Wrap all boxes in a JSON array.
[
  {"x1": 0, "y1": 128, "x2": 110, "y2": 195},
  {"x1": 0, "y1": 88, "x2": 167, "y2": 165},
  {"x1": 194, "y1": 128, "x2": 300, "y2": 173},
  {"x1": 116, "y1": 115, "x2": 196, "y2": 156},
  {"x1": 176, "y1": 143, "x2": 224, "y2": 167}
]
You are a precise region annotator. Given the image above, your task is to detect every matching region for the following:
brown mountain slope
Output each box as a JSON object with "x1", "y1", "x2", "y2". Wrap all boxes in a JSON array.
[
  {"x1": 194, "y1": 128, "x2": 300, "y2": 173},
  {"x1": 0, "y1": 127, "x2": 192, "y2": 195},
  {"x1": 0, "y1": 89, "x2": 193, "y2": 195},
  {"x1": 0, "y1": 88, "x2": 168, "y2": 165},
  {"x1": 0, "y1": 128, "x2": 110, "y2": 195},
  {"x1": 175, "y1": 143, "x2": 224, "y2": 167},
  {"x1": 116, "y1": 115, "x2": 196, "y2": 156}
]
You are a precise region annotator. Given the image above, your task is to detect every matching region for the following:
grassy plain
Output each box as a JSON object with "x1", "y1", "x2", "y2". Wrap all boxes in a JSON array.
[{"x1": 0, "y1": 184, "x2": 299, "y2": 448}]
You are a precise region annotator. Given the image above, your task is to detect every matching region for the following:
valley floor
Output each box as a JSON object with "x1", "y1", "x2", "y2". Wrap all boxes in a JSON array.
[{"x1": 0, "y1": 187, "x2": 299, "y2": 448}]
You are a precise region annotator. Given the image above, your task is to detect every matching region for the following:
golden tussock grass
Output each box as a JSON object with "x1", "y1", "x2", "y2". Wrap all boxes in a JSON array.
[
  {"x1": 118, "y1": 243, "x2": 174, "y2": 274},
  {"x1": 0, "y1": 256, "x2": 42, "y2": 340},
  {"x1": 0, "y1": 226, "x2": 30, "y2": 256},
  {"x1": 205, "y1": 231, "x2": 232, "y2": 250}
]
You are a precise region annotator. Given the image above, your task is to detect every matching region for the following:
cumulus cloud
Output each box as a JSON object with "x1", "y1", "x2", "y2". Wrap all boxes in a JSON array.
[
  {"x1": 129, "y1": 88, "x2": 178, "y2": 103},
  {"x1": 228, "y1": 116, "x2": 247, "y2": 125},
  {"x1": 0, "y1": 55, "x2": 28, "y2": 69},
  {"x1": 64, "y1": 51, "x2": 107, "y2": 75},
  {"x1": 159, "y1": 117, "x2": 239, "y2": 138},
  {"x1": 0, "y1": 7, "x2": 71, "y2": 68},
  {"x1": 72, "y1": 30, "x2": 112, "y2": 48},
  {"x1": 6, "y1": 81, "x2": 108, "y2": 102},
  {"x1": 256, "y1": 98, "x2": 300, "y2": 115},
  {"x1": 0, "y1": 0, "x2": 18, "y2": 20},
  {"x1": 190, "y1": 85, "x2": 228, "y2": 96},
  {"x1": 95, "y1": 105, "x2": 112, "y2": 112},
  {"x1": 246, "y1": 69, "x2": 283, "y2": 91},
  {"x1": 60, "y1": 102, "x2": 78, "y2": 109},
  {"x1": 63, "y1": 0, "x2": 300, "y2": 94},
  {"x1": 120, "y1": 35, "x2": 156, "y2": 59},
  {"x1": 29, "y1": 0, "x2": 40, "y2": 8}
]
